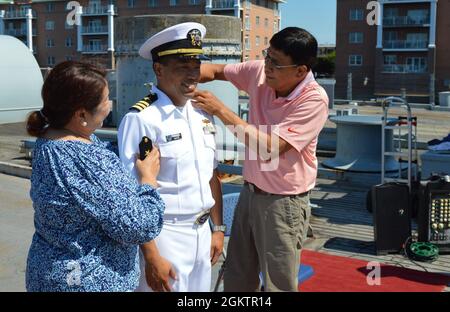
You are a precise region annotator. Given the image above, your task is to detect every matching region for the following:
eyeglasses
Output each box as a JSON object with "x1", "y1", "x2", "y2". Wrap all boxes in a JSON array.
[{"x1": 262, "y1": 49, "x2": 300, "y2": 70}]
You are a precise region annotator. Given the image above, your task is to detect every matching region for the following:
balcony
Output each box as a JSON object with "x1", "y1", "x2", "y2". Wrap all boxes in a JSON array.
[
  {"x1": 211, "y1": 0, "x2": 236, "y2": 9},
  {"x1": 383, "y1": 64, "x2": 428, "y2": 74},
  {"x1": 383, "y1": 40, "x2": 428, "y2": 50},
  {"x1": 5, "y1": 28, "x2": 36, "y2": 36},
  {"x1": 384, "y1": 16, "x2": 430, "y2": 27},
  {"x1": 83, "y1": 6, "x2": 111, "y2": 16},
  {"x1": 82, "y1": 25, "x2": 108, "y2": 35},
  {"x1": 4, "y1": 10, "x2": 37, "y2": 19},
  {"x1": 82, "y1": 45, "x2": 108, "y2": 54}
]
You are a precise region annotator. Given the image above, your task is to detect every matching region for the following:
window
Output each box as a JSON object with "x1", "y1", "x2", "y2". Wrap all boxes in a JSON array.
[
  {"x1": 47, "y1": 2, "x2": 54, "y2": 13},
  {"x1": 255, "y1": 36, "x2": 260, "y2": 47},
  {"x1": 256, "y1": 54, "x2": 260, "y2": 60},
  {"x1": 273, "y1": 21, "x2": 278, "y2": 34},
  {"x1": 264, "y1": 18, "x2": 269, "y2": 28},
  {"x1": 256, "y1": 16, "x2": 260, "y2": 26},
  {"x1": 188, "y1": 0, "x2": 200, "y2": 4},
  {"x1": 444, "y1": 79, "x2": 450, "y2": 88},
  {"x1": 47, "y1": 56, "x2": 55, "y2": 66},
  {"x1": 148, "y1": 0, "x2": 158, "y2": 7},
  {"x1": 385, "y1": 31, "x2": 398, "y2": 41},
  {"x1": 169, "y1": 0, "x2": 179, "y2": 6},
  {"x1": 19, "y1": 5, "x2": 31, "y2": 15},
  {"x1": 66, "y1": 55, "x2": 73, "y2": 61},
  {"x1": 407, "y1": 10, "x2": 429, "y2": 24},
  {"x1": 264, "y1": 37, "x2": 268, "y2": 46},
  {"x1": 45, "y1": 21, "x2": 55, "y2": 31},
  {"x1": 46, "y1": 39, "x2": 55, "y2": 48},
  {"x1": 65, "y1": 37, "x2": 73, "y2": 47},
  {"x1": 349, "y1": 9, "x2": 363, "y2": 21},
  {"x1": 245, "y1": 15, "x2": 250, "y2": 31},
  {"x1": 128, "y1": 0, "x2": 135, "y2": 8},
  {"x1": 245, "y1": 36, "x2": 250, "y2": 51},
  {"x1": 384, "y1": 55, "x2": 397, "y2": 65},
  {"x1": 384, "y1": 8, "x2": 399, "y2": 18},
  {"x1": 89, "y1": 19, "x2": 102, "y2": 28},
  {"x1": 245, "y1": 0, "x2": 250, "y2": 9},
  {"x1": 349, "y1": 55, "x2": 363, "y2": 66},
  {"x1": 89, "y1": 39, "x2": 102, "y2": 51},
  {"x1": 406, "y1": 57, "x2": 427, "y2": 73},
  {"x1": 349, "y1": 32, "x2": 363, "y2": 44},
  {"x1": 245, "y1": 55, "x2": 250, "y2": 62},
  {"x1": 407, "y1": 33, "x2": 428, "y2": 43},
  {"x1": 90, "y1": 0, "x2": 101, "y2": 7}
]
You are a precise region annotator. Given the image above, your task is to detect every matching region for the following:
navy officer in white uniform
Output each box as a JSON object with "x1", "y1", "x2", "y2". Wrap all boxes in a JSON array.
[{"x1": 117, "y1": 22, "x2": 225, "y2": 292}]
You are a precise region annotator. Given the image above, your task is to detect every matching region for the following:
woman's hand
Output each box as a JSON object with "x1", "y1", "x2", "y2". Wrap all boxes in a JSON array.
[{"x1": 135, "y1": 147, "x2": 160, "y2": 188}]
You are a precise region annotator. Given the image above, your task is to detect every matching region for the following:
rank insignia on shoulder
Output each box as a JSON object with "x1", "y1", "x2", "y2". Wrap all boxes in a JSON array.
[{"x1": 129, "y1": 92, "x2": 158, "y2": 112}]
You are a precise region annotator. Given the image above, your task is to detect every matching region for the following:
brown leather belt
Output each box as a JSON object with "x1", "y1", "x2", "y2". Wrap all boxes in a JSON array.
[{"x1": 244, "y1": 181, "x2": 310, "y2": 198}]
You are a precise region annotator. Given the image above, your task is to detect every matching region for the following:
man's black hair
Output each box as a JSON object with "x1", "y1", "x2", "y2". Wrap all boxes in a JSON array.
[{"x1": 269, "y1": 27, "x2": 318, "y2": 71}]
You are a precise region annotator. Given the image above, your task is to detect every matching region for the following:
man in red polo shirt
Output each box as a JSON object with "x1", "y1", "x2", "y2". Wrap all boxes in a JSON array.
[{"x1": 193, "y1": 27, "x2": 329, "y2": 292}]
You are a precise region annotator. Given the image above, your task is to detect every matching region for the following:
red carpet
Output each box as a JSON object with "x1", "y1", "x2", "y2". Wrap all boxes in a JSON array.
[{"x1": 299, "y1": 250, "x2": 450, "y2": 292}]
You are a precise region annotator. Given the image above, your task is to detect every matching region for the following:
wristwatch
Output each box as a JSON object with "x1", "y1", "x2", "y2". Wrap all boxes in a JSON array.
[{"x1": 212, "y1": 224, "x2": 227, "y2": 233}]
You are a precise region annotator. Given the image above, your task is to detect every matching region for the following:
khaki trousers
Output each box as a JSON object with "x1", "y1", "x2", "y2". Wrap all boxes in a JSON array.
[{"x1": 223, "y1": 183, "x2": 311, "y2": 292}]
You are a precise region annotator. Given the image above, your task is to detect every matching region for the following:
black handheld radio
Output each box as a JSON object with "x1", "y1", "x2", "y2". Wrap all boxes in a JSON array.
[{"x1": 139, "y1": 136, "x2": 153, "y2": 160}]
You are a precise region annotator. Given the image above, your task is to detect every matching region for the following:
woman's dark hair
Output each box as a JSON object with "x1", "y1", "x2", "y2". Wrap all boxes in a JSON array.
[
  {"x1": 270, "y1": 27, "x2": 318, "y2": 71},
  {"x1": 26, "y1": 61, "x2": 107, "y2": 137}
]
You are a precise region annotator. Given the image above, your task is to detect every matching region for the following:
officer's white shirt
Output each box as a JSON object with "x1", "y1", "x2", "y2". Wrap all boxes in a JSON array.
[{"x1": 118, "y1": 86, "x2": 218, "y2": 216}]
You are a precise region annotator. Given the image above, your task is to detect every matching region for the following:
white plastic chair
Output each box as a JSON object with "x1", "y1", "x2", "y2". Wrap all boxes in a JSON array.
[{"x1": 213, "y1": 192, "x2": 240, "y2": 292}]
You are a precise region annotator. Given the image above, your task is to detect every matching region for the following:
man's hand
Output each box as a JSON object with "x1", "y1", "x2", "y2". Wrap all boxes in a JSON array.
[
  {"x1": 144, "y1": 256, "x2": 177, "y2": 292},
  {"x1": 192, "y1": 90, "x2": 227, "y2": 116},
  {"x1": 210, "y1": 231, "x2": 224, "y2": 266}
]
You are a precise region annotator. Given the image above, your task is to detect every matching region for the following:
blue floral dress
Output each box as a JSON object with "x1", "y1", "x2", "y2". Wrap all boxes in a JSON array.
[{"x1": 26, "y1": 135, "x2": 165, "y2": 292}]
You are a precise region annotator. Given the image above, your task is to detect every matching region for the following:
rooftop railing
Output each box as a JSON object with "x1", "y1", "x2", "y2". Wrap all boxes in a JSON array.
[
  {"x1": 384, "y1": 40, "x2": 428, "y2": 49},
  {"x1": 384, "y1": 16, "x2": 430, "y2": 27},
  {"x1": 383, "y1": 64, "x2": 428, "y2": 73}
]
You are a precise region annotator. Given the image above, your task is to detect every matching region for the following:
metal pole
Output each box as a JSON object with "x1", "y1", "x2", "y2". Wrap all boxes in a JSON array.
[
  {"x1": 205, "y1": 0, "x2": 212, "y2": 14},
  {"x1": 430, "y1": 73, "x2": 436, "y2": 107},
  {"x1": 381, "y1": 99, "x2": 387, "y2": 184},
  {"x1": 26, "y1": 8, "x2": 33, "y2": 53},
  {"x1": 76, "y1": 6, "x2": 83, "y2": 52},
  {"x1": 0, "y1": 10, "x2": 5, "y2": 35},
  {"x1": 234, "y1": 0, "x2": 241, "y2": 18},
  {"x1": 347, "y1": 73, "x2": 353, "y2": 101},
  {"x1": 107, "y1": 4, "x2": 115, "y2": 70}
]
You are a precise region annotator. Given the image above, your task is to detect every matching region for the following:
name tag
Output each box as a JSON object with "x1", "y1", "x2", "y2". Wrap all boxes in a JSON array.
[{"x1": 166, "y1": 133, "x2": 182, "y2": 142}]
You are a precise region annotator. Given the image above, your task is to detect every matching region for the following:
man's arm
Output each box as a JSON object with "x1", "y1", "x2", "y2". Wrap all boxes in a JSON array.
[
  {"x1": 140, "y1": 242, "x2": 177, "y2": 292},
  {"x1": 192, "y1": 90, "x2": 293, "y2": 157},
  {"x1": 199, "y1": 64, "x2": 228, "y2": 83},
  {"x1": 209, "y1": 169, "x2": 224, "y2": 266}
]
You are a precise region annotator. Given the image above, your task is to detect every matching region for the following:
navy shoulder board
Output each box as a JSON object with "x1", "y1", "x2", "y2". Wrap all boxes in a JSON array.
[{"x1": 129, "y1": 92, "x2": 158, "y2": 112}]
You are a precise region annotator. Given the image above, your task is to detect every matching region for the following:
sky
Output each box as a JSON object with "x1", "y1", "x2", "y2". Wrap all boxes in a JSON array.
[{"x1": 280, "y1": 0, "x2": 337, "y2": 45}]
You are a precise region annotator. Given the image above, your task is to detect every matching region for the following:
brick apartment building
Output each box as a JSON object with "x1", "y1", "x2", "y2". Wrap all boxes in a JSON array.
[
  {"x1": 335, "y1": 0, "x2": 450, "y2": 104},
  {"x1": 0, "y1": 0, "x2": 283, "y2": 68}
]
